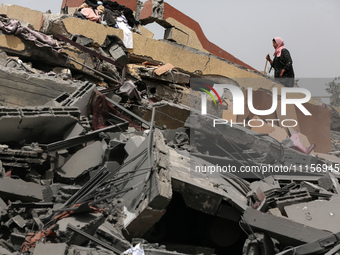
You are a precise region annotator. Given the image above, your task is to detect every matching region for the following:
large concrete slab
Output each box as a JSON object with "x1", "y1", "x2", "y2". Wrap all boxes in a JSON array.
[
  {"x1": 243, "y1": 207, "x2": 334, "y2": 247},
  {"x1": 57, "y1": 141, "x2": 105, "y2": 180},
  {"x1": 33, "y1": 243, "x2": 68, "y2": 255},
  {"x1": 0, "y1": 177, "x2": 44, "y2": 202},
  {"x1": 284, "y1": 197, "x2": 340, "y2": 233},
  {"x1": 119, "y1": 129, "x2": 172, "y2": 238},
  {"x1": 0, "y1": 4, "x2": 43, "y2": 30},
  {"x1": 0, "y1": 66, "x2": 77, "y2": 107}
]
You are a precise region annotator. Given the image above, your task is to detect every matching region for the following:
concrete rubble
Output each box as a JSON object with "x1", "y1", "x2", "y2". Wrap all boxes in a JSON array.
[{"x1": 0, "y1": 2, "x2": 339, "y2": 255}]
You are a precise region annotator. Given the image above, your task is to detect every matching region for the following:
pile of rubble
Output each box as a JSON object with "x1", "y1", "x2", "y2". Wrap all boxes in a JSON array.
[{"x1": 0, "y1": 2, "x2": 340, "y2": 255}]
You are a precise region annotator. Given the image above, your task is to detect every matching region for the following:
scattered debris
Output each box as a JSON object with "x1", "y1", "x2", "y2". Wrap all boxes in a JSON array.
[{"x1": 0, "y1": 2, "x2": 338, "y2": 255}]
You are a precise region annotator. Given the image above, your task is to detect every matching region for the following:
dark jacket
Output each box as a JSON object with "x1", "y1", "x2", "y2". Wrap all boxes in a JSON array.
[{"x1": 271, "y1": 48, "x2": 295, "y2": 87}]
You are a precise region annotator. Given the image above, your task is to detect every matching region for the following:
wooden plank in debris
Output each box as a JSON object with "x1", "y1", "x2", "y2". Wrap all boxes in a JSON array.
[{"x1": 154, "y1": 63, "x2": 174, "y2": 76}]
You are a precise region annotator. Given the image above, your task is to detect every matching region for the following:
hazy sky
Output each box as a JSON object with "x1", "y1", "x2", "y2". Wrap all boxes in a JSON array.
[{"x1": 1, "y1": 0, "x2": 339, "y2": 96}]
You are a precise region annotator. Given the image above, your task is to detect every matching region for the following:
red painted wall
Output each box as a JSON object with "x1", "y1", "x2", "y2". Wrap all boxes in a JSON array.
[{"x1": 161, "y1": 3, "x2": 256, "y2": 71}]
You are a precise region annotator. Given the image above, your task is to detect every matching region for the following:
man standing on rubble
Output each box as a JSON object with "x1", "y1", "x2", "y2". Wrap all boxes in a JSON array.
[{"x1": 266, "y1": 37, "x2": 295, "y2": 87}]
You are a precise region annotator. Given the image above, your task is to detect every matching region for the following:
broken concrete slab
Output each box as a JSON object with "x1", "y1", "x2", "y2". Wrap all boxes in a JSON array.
[
  {"x1": 0, "y1": 106, "x2": 80, "y2": 144},
  {"x1": 57, "y1": 141, "x2": 106, "y2": 180},
  {"x1": 284, "y1": 196, "x2": 340, "y2": 233},
  {"x1": 242, "y1": 207, "x2": 334, "y2": 247},
  {"x1": 0, "y1": 177, "x2": 44, "y2": 202},
  {"x1": 118, "y1": 129, "x2": 172, "y2": 238},
  {"x1": 128, "y1": 64, "x2": 189, "y2": 85},
  {"x1": 169, "y1": 148, "x2": 248, "y2": 213},
  {"x1": 6, "y1": 215, "x2": 26, "y2": 229},
  {"x1": 0, "y1": 66, "x2": 78, "y2": 107},
  {"x1": 46, "y1": 82, "x2": 96, "y2": 117},
  {"x1": 57, "y1": 213, "x2": 105, "y2": 246},
  {"x1": 124, "y1": 135, "x2": 145, "y2": 155},
  {"x1": 33, "y1": 242, "x2": 68, "y2": 255},
  {"x1": 0, "y1": 143, "x2": 48, "y2": 170},
  {"x1": 96, "y1": 221, "x2": 131, "y2": 252}
]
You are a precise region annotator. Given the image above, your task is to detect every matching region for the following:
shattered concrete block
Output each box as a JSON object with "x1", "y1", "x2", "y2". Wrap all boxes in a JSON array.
[
  {"x1": 8, "y1": 215, "x2": 26, "y2": 229},
  {"x1": 0, "y1": 66, "x2": 78, "y2": 107},
  {"x1": 41, "y1": 14, "x2": 70, "y2": 36},
  {"x1": 10, "y1": 232, "x2": 25, "y2": 246},
  {"x1": 139, "y1": 0, "x2": 165, "y2": 24},
  {"x1": 46, "y1": 16, "x2": 124, "y2": 46},
  {"x1": 33, "y1": 243, "x2": 68, "y2": 255},
  {"x1": 131, "y1": 64, "x2": 189, "y2": 85},
  {"x1": 58, "y1": 82, "x2": 96, "y2": 117},
  {"x1": 70, "y1": 34, "x2": 94, "y2": 47},
  {"x1": 124, "y1": 136, "x2": 145, "y2": 155},
  {"x1": 268, "y1": 208, "x2": 283, "y2": 217},
  {"x1": 164, "y1": 27, "x2": 189, "y2": 46},
  {"x1": 52, "y1": 67, "x2": 72, "y2": 80},
  {"x1": 0, "y1": 106, "x2": 80, "y2": 144},
  {"x1": 120, "y1": 129, "x2": 172, "y2": 238},
  {"x1": 108, "y1": 43, "x2": 129, "y2": 66},
  {"x1": 57, "y1": 213, "x2": 105, "y2": 246},
  {"x1": 96, "y1": 221, "x2": 131, "y2": 252},
  {"x1": 57, "y1": 141, "x2": 106, "y2": 180},
  {"x1": 0, "y1": 144, "x2": 48, "y2": 170},
  {"x1": 0, "y1": 177, "x2": 44, "y2": 202},
  {"x1": 46, "y1": 82, "x2": 96, "y2": 117}
]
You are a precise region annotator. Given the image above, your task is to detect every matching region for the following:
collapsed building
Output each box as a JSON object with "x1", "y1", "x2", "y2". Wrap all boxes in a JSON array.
[{"x1": 0, "y1": 1, "x2": 340, "y2": 255}]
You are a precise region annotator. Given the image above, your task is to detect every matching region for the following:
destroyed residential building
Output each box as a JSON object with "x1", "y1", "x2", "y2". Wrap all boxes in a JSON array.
[{"x1": 0, "y1": 1, "x2": 339, "y2": 255}]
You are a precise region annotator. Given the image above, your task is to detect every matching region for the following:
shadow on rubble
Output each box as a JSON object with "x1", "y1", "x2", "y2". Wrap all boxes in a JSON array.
[{"x1": 144, "y1": 192, "x2": 247, "y2": 255}]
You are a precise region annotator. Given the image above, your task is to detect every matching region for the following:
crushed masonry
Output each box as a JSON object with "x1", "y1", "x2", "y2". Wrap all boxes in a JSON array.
[{"x1": 0, "y1": 2, "x2": 338, "y2": 255}]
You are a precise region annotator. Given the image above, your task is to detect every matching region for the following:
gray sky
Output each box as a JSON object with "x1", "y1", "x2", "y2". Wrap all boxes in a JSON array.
[{"x1": 1, "y1": 0, "x2": 339, "y2": 96}]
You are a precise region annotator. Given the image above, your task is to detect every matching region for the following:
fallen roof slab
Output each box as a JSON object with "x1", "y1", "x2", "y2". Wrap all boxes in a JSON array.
[{"x1": 0, "y1": 177, "x2": 44, "y2": 202}]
